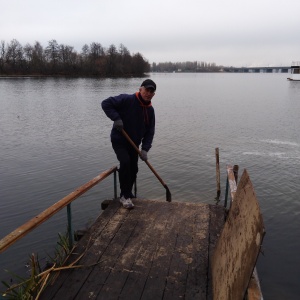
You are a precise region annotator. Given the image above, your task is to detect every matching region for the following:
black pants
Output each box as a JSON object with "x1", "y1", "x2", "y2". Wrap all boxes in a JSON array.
[{"x1": 112, "y1": 142, "x2": 138, "y2": 199}]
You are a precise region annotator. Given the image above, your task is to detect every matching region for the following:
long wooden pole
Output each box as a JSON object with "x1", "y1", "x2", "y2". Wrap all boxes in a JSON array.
[
  {"x1": 121, "y1": 129, "x2": 172, "y2": 202},
  {"x1": 0, "y1": 166, "x2": 117, "y2": 254}
]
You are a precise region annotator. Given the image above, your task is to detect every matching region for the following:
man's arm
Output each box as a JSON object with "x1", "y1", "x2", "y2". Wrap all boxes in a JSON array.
[
  {"x1": 141, "y1": 111, "x2": 155, "y2": 152},
  {"x1": 101, "y1": 95, "x2": 125, "y2": 121}
]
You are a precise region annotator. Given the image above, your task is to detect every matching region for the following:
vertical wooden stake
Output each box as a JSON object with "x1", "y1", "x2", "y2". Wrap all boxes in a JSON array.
[
  {"x1": 233, "y1": 165, "x2": 239, "y2": 184},
  {"x1": 215, "y1": 148, "x2": 221, "y2": 199}
]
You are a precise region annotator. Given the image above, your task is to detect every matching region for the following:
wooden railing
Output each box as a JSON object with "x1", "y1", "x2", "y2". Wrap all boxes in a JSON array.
[{"x1": 0, "y1": 166, "x2": 118, "y2": 254}]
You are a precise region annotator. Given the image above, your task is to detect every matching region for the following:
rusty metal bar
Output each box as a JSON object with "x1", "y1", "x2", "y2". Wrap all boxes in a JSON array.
[
  {"x1": 0, "y1": 166, "x2": 118, "y2": 254},
  {"x1": 215, "y1": 148, "x2": 221, "y2": 199},
  {"x1": 67, "y1": 203, "x2": 74, "y2": 248},
  {"x1": 114, "y1": 169, "x2": 118, "y2": 199}
]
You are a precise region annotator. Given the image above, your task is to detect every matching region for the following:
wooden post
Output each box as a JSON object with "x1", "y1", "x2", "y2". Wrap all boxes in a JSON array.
[
  {"x1": 215, "y1": 148, "x2": 221, "y2": 199},
  {"x1": 226, "y1": 165, "x2": 237, "y2": 204},
  {"x1": 233, "y1": 165, "x2": 239, "y2": 184}
]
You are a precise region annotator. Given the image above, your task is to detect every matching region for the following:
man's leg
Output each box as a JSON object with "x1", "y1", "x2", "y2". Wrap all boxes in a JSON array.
[
  {"x1": 112, "y1": 142, "x2": 133, "y2": 199},
  {"x1": 128, "y1": 146, "x2": 139, "y2": 196}
]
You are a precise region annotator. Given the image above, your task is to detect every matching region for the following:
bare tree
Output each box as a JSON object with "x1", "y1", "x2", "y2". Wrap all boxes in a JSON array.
[
  {"x1": 32, "y1": 41, "x2": 45, "y2": 73},
  {"x1": 106, "y1": 44, "x2": 118, "y2": 75},
  {"x1": 0, "y1": 40, "x2": 6, "y2": 72},
  {"x1": 45, "y1": 39, "x2": 60, "y2": 72},
  {"x1": 6, "y1": 39, "x2": 24, "y2": 72},
  {"x1": 90, "y1": 42, "x2": 104, "y2": 59},
  {"x1": 81, "y1": 44, "x2": 89, "y2": 60},
  {"x1": 0, "y1": 40, "x2": 150, "y2": 76},
  {"x1": 58, "y1": 44, "x2": 78, "y2": 74},
  {"x1": 118, "y1": 43, "x2": 132, "y2": 75},
  {"x1": 132, "y1": 52, "x2": 150, "y2": 75}
]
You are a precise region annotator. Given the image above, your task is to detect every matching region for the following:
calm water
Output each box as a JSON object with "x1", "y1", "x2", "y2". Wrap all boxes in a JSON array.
[{"x1": 1, "y1": 73, "x2": 300, "y2": 299}]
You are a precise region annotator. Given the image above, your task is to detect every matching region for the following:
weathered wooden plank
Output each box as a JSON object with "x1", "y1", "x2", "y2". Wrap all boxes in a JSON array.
[
  {"x1": 59, "y1": 207, "x2": 134, "y2": 299},
  {"x1": 118, "y1": 201, "x2": 176, "y2": 300},
  {"x1": 162, "y1": 205, "x2": 197, "y2": 300},
  {"x1": 207, "y1": 204, "x2": 226, "y2": 300},
  {"x1": 40, "y1": 199, "x2": 122, "y2": 299},
  {"x1": 184, "y1": 204, "x2": 210, "y2": 300},
  {"x1": 74, "y1": 214, "x2": 139, "y2": 299},
  {"x1": 78, "y1": 199, "x2": 162, "y2": 300},
  {"x1": 147, "y1": 202, "x2": 206, "y2": 300},
  {"x1": 211, "y1": 169, "x2": 265, "y2": 300},
  {"x1": 138, "y1": 202, "x2": 185, "y2": 300},
  {"x1": 41, "y1": 200, "x2": 129, "y2": 299}
]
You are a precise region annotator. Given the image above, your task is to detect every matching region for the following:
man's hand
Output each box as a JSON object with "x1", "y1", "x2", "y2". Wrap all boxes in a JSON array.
[
  {"x1": 113, "y1": 119, "x2": 123, "y2": 131},
  {"x1": 140, "y1": 150, "x2": 148, "y2": 161}
]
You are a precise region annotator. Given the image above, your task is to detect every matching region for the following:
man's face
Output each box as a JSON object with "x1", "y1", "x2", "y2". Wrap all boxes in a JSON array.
[{"x1": 139, "y1": 87, "x2": 155, "y2": 102}]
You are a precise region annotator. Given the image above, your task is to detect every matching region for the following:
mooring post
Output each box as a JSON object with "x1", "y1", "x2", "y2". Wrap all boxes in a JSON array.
[
  {"x1": 215, "y1": 148, "x2": 221, "y2": 199},
  {"x1": 224, "y1": 177, "x2": 229, "y2": 208},
  {"x1": 233, "y1": 165, "x2": 239, "y2": 183}
]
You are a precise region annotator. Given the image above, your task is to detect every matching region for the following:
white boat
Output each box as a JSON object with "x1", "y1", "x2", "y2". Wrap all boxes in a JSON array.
[{"x1": 287, "y1": 61, "x2": 300, "y2": 81}]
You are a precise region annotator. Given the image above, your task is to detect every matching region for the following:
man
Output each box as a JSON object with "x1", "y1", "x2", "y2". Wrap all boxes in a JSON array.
[{"x1": 101, "y1": 79, "x2": 156, "y2": 209}]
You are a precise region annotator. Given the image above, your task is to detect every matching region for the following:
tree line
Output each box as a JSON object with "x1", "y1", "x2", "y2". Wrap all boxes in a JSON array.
[
  {"x1": 151, "y1": 61, "x2": 223, "y2": 72},
  {"x1": 0, "y1": 39, "x2": 150, "y2": 76}
]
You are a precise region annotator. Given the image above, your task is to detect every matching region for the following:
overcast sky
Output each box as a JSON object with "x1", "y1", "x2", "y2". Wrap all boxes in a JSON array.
[{"x1": 1, "y1": 0, "x2": 300, "y2": 67}]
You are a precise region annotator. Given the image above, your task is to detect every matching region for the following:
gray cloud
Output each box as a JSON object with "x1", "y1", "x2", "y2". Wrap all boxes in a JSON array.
[{"x1": 1, "y1": 0, "x2": 299, "y2": 67}]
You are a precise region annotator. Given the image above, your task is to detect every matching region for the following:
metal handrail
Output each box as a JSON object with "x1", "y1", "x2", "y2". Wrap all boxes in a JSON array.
[{"x1": 0, "y1": 166, "x2": 118, "y2": 254}]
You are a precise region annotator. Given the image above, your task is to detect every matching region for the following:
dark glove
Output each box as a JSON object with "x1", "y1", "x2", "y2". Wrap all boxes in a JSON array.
[
  {"x1": 113, "y1": 119, "x2": 123, "y2": 131},
  {"x1": 140, "y1": 150, "x2": 148, "y2": 161}
]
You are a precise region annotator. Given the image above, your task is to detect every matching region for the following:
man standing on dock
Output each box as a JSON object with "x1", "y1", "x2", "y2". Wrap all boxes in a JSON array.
[{"x1": 101, "y1": 79, "x2": 156, "y2": 209}]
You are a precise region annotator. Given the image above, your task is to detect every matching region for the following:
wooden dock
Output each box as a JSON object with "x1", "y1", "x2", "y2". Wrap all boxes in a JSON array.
[{"x1": 40, "y1": 198, "x2": 226, "y2": 300}]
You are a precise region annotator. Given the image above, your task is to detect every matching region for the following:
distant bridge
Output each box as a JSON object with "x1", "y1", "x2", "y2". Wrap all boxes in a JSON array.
[{"x1": 222, "y1": 66, "x2": 290, "y2": 73}]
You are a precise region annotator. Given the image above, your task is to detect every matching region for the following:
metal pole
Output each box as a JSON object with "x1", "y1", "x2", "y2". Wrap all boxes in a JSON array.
[
  {"x1": 134, "y1": 180, "x2": 137, "y2": 198},
  {"x1": 67, "y1": 203, "x2": 74, "y2": 249},
  {"x1": 114, "y1": 169, "x2": 118, "y2": 199},
  {"x1": 215, "y1": 148, "x2": 221, "y2": 199}
]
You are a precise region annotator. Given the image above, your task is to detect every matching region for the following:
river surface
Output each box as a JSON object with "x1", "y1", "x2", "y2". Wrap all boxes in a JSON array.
[{"x1": 1, "y1": 73, "x2": 300, "y2": 299}]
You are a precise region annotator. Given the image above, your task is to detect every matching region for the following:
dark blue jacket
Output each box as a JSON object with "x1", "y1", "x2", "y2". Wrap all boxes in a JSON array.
[{"x1": 101, "y1": 92, "x2": 155, "y2": 152}]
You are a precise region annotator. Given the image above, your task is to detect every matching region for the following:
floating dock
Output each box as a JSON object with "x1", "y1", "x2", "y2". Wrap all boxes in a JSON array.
[
  {"x1": 1, "y1": 166, "x2": 265, "y2": 299},
  {"x1": 40, "y1": 199, "x2": 225, "y2": 300}
]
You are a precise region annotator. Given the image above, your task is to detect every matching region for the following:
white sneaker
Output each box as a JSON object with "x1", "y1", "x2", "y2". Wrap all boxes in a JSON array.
[{"x1": 120, "y1": 196, "x2": 134, "y2": 209}]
